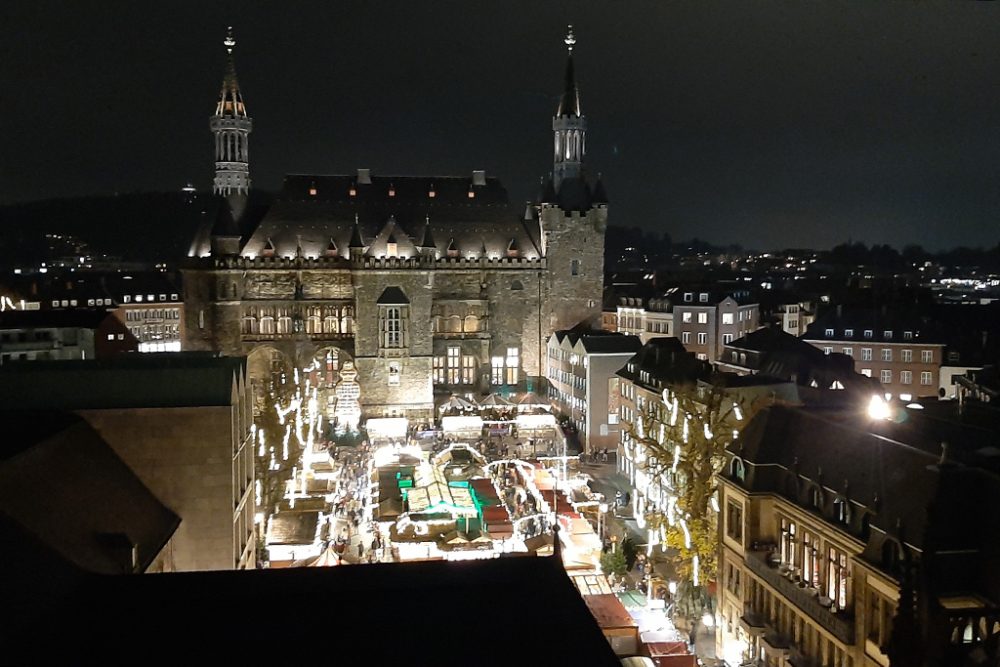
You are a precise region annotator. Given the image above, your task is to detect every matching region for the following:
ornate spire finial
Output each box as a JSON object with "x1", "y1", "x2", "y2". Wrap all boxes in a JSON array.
[
  {"x1": 224, "y1": 26, "x2": 236, "y2": 54},
  {"x1": 564, "y1": 25, "x2": 576, "y2": 52}
]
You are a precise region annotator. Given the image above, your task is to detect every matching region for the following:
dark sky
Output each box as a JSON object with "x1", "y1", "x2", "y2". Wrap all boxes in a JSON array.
[{"x1": 3, "y1": 1, "x2": 1000, "y2": 251}]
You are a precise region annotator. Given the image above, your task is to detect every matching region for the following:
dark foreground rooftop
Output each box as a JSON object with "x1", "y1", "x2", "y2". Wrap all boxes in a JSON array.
[{"x1": 0, "y1": 544, "x2": 618, "y2": 666}]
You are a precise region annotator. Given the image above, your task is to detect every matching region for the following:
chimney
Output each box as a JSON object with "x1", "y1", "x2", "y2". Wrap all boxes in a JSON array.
[
  {"x1": 356, "y1": 168, "x2": 371, "y2": 185},
  {"x1": 472, "y1": 170, "x2": 486, "y2": 186}
]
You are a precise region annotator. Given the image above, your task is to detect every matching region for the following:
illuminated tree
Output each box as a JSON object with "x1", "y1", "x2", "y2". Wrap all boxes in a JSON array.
[
  {"x1": 624, "y1": 380, "x2": 763, "y2": 606},
  {"x1": 254, "y1": 376, "x2": 303, "y2": 522}
]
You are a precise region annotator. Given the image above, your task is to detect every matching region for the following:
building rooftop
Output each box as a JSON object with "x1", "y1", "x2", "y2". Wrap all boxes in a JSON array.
[
  {"x1": 0, "y1": 410, "x2": 179, "y2": 575},
  {"x1": 1, "y1": 551, "x2": 618, "y2": 665},
  {"x1": 0, "y1": 353, "x2": 245, "y2": 409}
]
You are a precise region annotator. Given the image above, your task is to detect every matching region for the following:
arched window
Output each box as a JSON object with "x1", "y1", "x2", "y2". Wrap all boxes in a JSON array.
[
  {"x1": 811, "y1": 486, "x2": 824, "y2": 511},
  {"x1": 259, "y1": 316, "x2": 275, "y2": 335},
  {"x1": 241, "y1": 315, "x2": 257, "y2": 335},
  {"x1": 730, "y1": 457, "x2": 746, "y2": 482},
  {"x1": 306, "y1": 315, "x2": 321, "y2": 334},
  {"x1": 464, "y1": 315, "x2": 480, "y2": 333},
  {"x1": 446, "y1": 316, "x2": 462, "y2": 333},
  {"x1": 833, "y1": 497, "x2": 851, "y2": 525},
  {"x1": 323, "y1": 316, "x2": 339, "y2": 334},
  {"x1": 341, "y1": 315, "x2": 353, "y2": 335},
  {"x1": 277, "y1": 316, "x2": 292, "y2": 334}
]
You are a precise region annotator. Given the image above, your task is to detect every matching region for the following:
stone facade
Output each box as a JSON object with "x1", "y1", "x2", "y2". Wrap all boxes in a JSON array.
[{"x1": 183, "y1": 31, "x2": 606, "y2": 422}]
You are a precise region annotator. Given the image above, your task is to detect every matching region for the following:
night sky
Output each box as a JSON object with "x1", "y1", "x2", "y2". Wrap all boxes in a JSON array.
[{"x1": 3, "y1": 1, "x2": 1000, "y2": 251}]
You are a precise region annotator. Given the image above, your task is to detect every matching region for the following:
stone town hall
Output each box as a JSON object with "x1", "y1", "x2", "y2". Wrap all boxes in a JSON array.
[{"x1": 184, "y1": 27, "x2": 607, "y2": 420}]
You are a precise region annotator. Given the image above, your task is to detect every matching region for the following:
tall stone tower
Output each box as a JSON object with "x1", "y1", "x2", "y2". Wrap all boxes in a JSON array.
[
  {"x1": 539, "y1": 26, "x2": 607, "y2": 333},
  {"x1": 211, "y1": 27, "x2": 252, "y2": 198}
]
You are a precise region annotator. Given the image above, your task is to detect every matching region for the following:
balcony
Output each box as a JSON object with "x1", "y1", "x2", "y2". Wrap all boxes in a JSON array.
[
  {"x1": 745, "y1": 549, "x2": 855, "y2": 645},
  {"x1": 242, "y1": 332, "x2": 353, "y2": 343}
]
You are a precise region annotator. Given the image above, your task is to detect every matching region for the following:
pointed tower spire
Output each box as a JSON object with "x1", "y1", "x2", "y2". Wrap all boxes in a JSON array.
[
  {"x1": 211, "y1": 26, "x2": 253, "y2": 196},
  {"x1": 552, "y1": 25, "x2": 586, "y2": 191}
]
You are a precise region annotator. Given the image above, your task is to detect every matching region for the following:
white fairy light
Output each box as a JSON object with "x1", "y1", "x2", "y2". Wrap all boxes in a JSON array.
[
  {"x1": 693, "y1": 554, "x2": 700, "y2": 587},
  {"x1": 704, "y1": 423, "x2": 713, "y2": 439},
  {"x1": 734, "y1": 405, "x2": 743, "y2": 421}
]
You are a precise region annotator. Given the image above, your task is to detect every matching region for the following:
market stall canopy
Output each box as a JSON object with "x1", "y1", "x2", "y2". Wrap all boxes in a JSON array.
[
  {"x1": 515, "y1": 413, "x2": 557, "y2": 432},
  {"x1": 308, "y1": 545, "x2": 342, "y2": 567},
  {"x1": 441, "y1": 415, "x2": 484, "y2": 434},
  {"x1": 478, "y1": 393, "x2": 514, "y2": 409},
  {"x1": 517, "y1": 391, "x2": 551, "y2": 411},
  {"x1": 439, "y1": 395, "x2": 476, "y2": 413}
]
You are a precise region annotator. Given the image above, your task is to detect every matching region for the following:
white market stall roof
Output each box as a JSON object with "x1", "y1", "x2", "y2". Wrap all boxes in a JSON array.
[
  {"x1": 439, "y1": 395, "x2": 477, "y2": 413},
  {"x1": 365, "y1": 417, "x2": 408, "y2": 439},
  {"x1": 441, "y1": 415, "x2": 484, "y2": 434},
  {"x1": 478, "y1": 393, "x2": 514, "y2": 408},
  {"x1": 517, "y1": 391, "x2": 552, "y2": 411},
  {"x1": 406, "y1": 465, "x2": 478, "y2": 517},
  {"x1": 515, "y1": 413, "x2": 557, "y2": 432}
]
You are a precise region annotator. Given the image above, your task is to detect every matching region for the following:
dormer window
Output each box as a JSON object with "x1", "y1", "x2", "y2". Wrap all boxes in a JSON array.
[
  {"x1": 684, "y1": 293, "x2": 693, "y2": 303},
  {"x1": 349, "y1": 187, "x2": 357, "y2": 197},
  {"x1": 467, "y1": 190, "x2": 475, "y2": 199},
  {"x1": 864, "y1": 330, "x2": 873, "y2": 339},
  {"x1": 309, "y1": 186, "x2": 317, "y2": 196},
  {"x1": 844, "y1": 329, "x2": 854, "y2": 337},
  {"x1": 388, "y1": 185, "x2": 395, "y2": 197},
  {"x1": 428, "y1": 188, "x2": 436, "y2": 198},
  {"x1": 825, "y1": 328, "x2": 834, "y2": 338},
  {"x1": 699, "y1": 293, "x2": 709, "y2": 303},
  {"x1": 883, "y1": 330, "x2": 892, "y2": 339},
  {"x1": 903, "y1": 331, "x2": 913, "y2": 341},
  {"x1": 386, "y1": 242, "x2": 398, "y2": 258}
]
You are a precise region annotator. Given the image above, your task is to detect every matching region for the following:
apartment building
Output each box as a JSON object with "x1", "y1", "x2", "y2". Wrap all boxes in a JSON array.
[
  {"x1": 717, "y1": 402, "x2": 1000, "y2": 666},
  {"x1": 0, "y1": 309, "x2": 137, "y2": 364},
  {"x1": 615, "y1": 294, "x2": 674, "y2": 343},
  {"x1": 546, "y1": 329, "x2": 641, "y2": 453},
  {"x1": 670, "y1": 288, "x2": 759, "y2": 362},
  {"x1": 803, "y1": 312, "x2": 943, "y2": 400}
]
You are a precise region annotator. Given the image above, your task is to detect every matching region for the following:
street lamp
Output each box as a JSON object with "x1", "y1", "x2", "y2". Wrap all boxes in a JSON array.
[{"x1": 598, "y1": 502, "x2": 608, "y2": 541}]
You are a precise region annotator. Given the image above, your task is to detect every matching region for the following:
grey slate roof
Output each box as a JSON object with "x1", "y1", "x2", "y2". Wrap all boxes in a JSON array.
[
  {"x1": 241, "y1": 174, "x2": 542, "y2": 260},
  {"x1": 0, "y1": 353, "x2": 245, "y2": 410},
  {"x1": 0, "y1": 410, "x2": 179, "y2": 575},
  {"x1": 0, "y1": 308, "x2": 114, "y2": 330}
]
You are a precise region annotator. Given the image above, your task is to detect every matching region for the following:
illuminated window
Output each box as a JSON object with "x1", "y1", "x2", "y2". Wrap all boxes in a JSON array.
[
  {"x1": 880, "y1": 349, "x2": 892, "y2": 362},
  {"x1": 506, "y1": 347, "x2": 519, "y2": 385},
  {"x1": 428, "y1": 189, "x2": 436, "y2": 198},
  {"x1": 388, "y1": 185, "x2": 395, "y2": 197},
  {"x1": 921, "y1": 350, "x2": 933, "y2": 363},
  {"x1": 921, "y1": 371, "x2": 933, "y2": 385},
  {"x1": 462, "y1": 355, "x2": 476, "y2": 384},
  {"x1": 349, "y1": 187, "x2": 357, "y2": 197},
  {"x1": 722, "y1": 313, "x2": 734, "y2": 325},
  {"x1": 901, "y1": 370, "x2": 912, "y2": 385},
  {"x1": 901, "y1": 349, "x2": 912, "y2": 362},
  {"x1": 491, "y1": 356, "x2": 504, "y2": 385},
  {"x1": 386, "y1": 242, "x2": 398, "y2": 258},
  {"x1": 433, "y1": 356, "x2": 445, "y2": 384},
  {"x1": 682, "y1": 312, "x2": 692, "y2": 323},
  {"x1": 447, "y1": 347, "x2": 460, "y2": 384},
  {"x1": 843, "y1": 347, "x2": 853, "y2": 356},
  {"x1": 309, "y1": 187, "x2": 317, "y2": 196},
  {"x1": 845, "y1": 329, "x2": 854, "y2": 337},
  {"x1": 861, "y1": 348, "x2": 872, "y2": 361},
  {"x1": 880, "y1": 369, "x2": 892, "y2": 384},
  {"x1": 827, "y1": 547, "x2": 849, "y2": 610},
  {"x1": 467, "y1": 190, "x2": 475, "y2": 199},
  {"x1": 697, "y1": 312, "x2": 708, "y2": 324},
  {"x1": 384, "y1": 307, "x2": 401, "y2": 347},
  {"x1": 697, "y1": 332, "x2": 707, "y2": 345},
  {"x1": 682, "y1": 332, "x2": 691, "y2": 344}
]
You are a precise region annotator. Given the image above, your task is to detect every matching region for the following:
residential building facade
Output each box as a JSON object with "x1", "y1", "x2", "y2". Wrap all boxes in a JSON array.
[
  {"x1": 546, "y1": 329, "x2": 641, "y2": 452},
  {"x1": 670, "y1": 288, "x2": 759, "y2": 362}
]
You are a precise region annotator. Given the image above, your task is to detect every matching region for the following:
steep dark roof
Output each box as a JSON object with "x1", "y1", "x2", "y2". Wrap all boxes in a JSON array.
[
  {"x1": 591, "y1": 176, "x2": 608, "y2": 204},
  {"x1": 553, "y1": 329, "x2": 643, "y2": 355},
  {"x1": 210, "y1": 195, "x2": 241, "y2": 238},
  {"x1": 376, "y1": 286, "x2": 410, "y2": 305},
  {"x1": 0, "y1": 353, "x2": 245, "y2": 410},
  {"x1": 556, "y1": 174, "x2": 592, "y2": 212},
  {"x1": 804, "y1": 308, "x2": 941, "y2": 344},
  {"x1": 241, "y1": 174, "x2": 541, "y2": 259},
  {"x1": 1, "y1": 553, "x2": 618, "y2": 665},
  {"x1": 616, "y1": 337, "x2": 711, "y2": 389},
  {"x1": 556, "y1": 53, "x2": 582, "y2": 117},
  {"x1": 0, "y1": 410, "x2": 179, "y2": 575}
]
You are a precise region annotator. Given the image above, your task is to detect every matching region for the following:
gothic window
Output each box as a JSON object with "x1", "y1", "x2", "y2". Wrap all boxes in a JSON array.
[
  {"x1": 491, "y1": 356, "x2": 504, "y2": 385},
  {"x1": 241, "y1": 315, "x2": 257, "y2": 335},
  {"x1": 277, "y1": 315, "x2": 292, "y2": 335},
  {"x1": 341, "y1": 314, "x2": 354, "y2": 335},
  {"x1": 570, "y1": 259, "x2": 580, "y2": 276},
  {"x1": 464, "y1": 315, "x2": 480, "y2": 333},
  {"x1": 306, "y1": 315, "x2": 321, "y2": 334},
  {"x1": 505, "y1": 347, "x2": 519, "y2": 385},
  {"x1": 384, "y1": 307, "x2": 402, "y2": 347},
  {"x1": 446, "y1": 316, "x2": 462, "y2": 333},
  {"x1": 447, "y1": 347, "x2": 461, "y2": 384},
  {"x1": 259, "y1": 316, "x2": 275, "y2": 335},
  {"x1": 462, "y1": 355, "x2": 476, "y2": 384},
  {"x1": 433, "y1": 356, "x2": 445, "y2": 384},
  {"x1": 323, "y1": 316, "x2": 339, "y2": 334}
]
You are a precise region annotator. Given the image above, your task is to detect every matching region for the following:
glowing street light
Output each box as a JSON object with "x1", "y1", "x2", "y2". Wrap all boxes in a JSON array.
[{"x1": 867, "y1": 395, "x2": 891, "y2": 421}]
